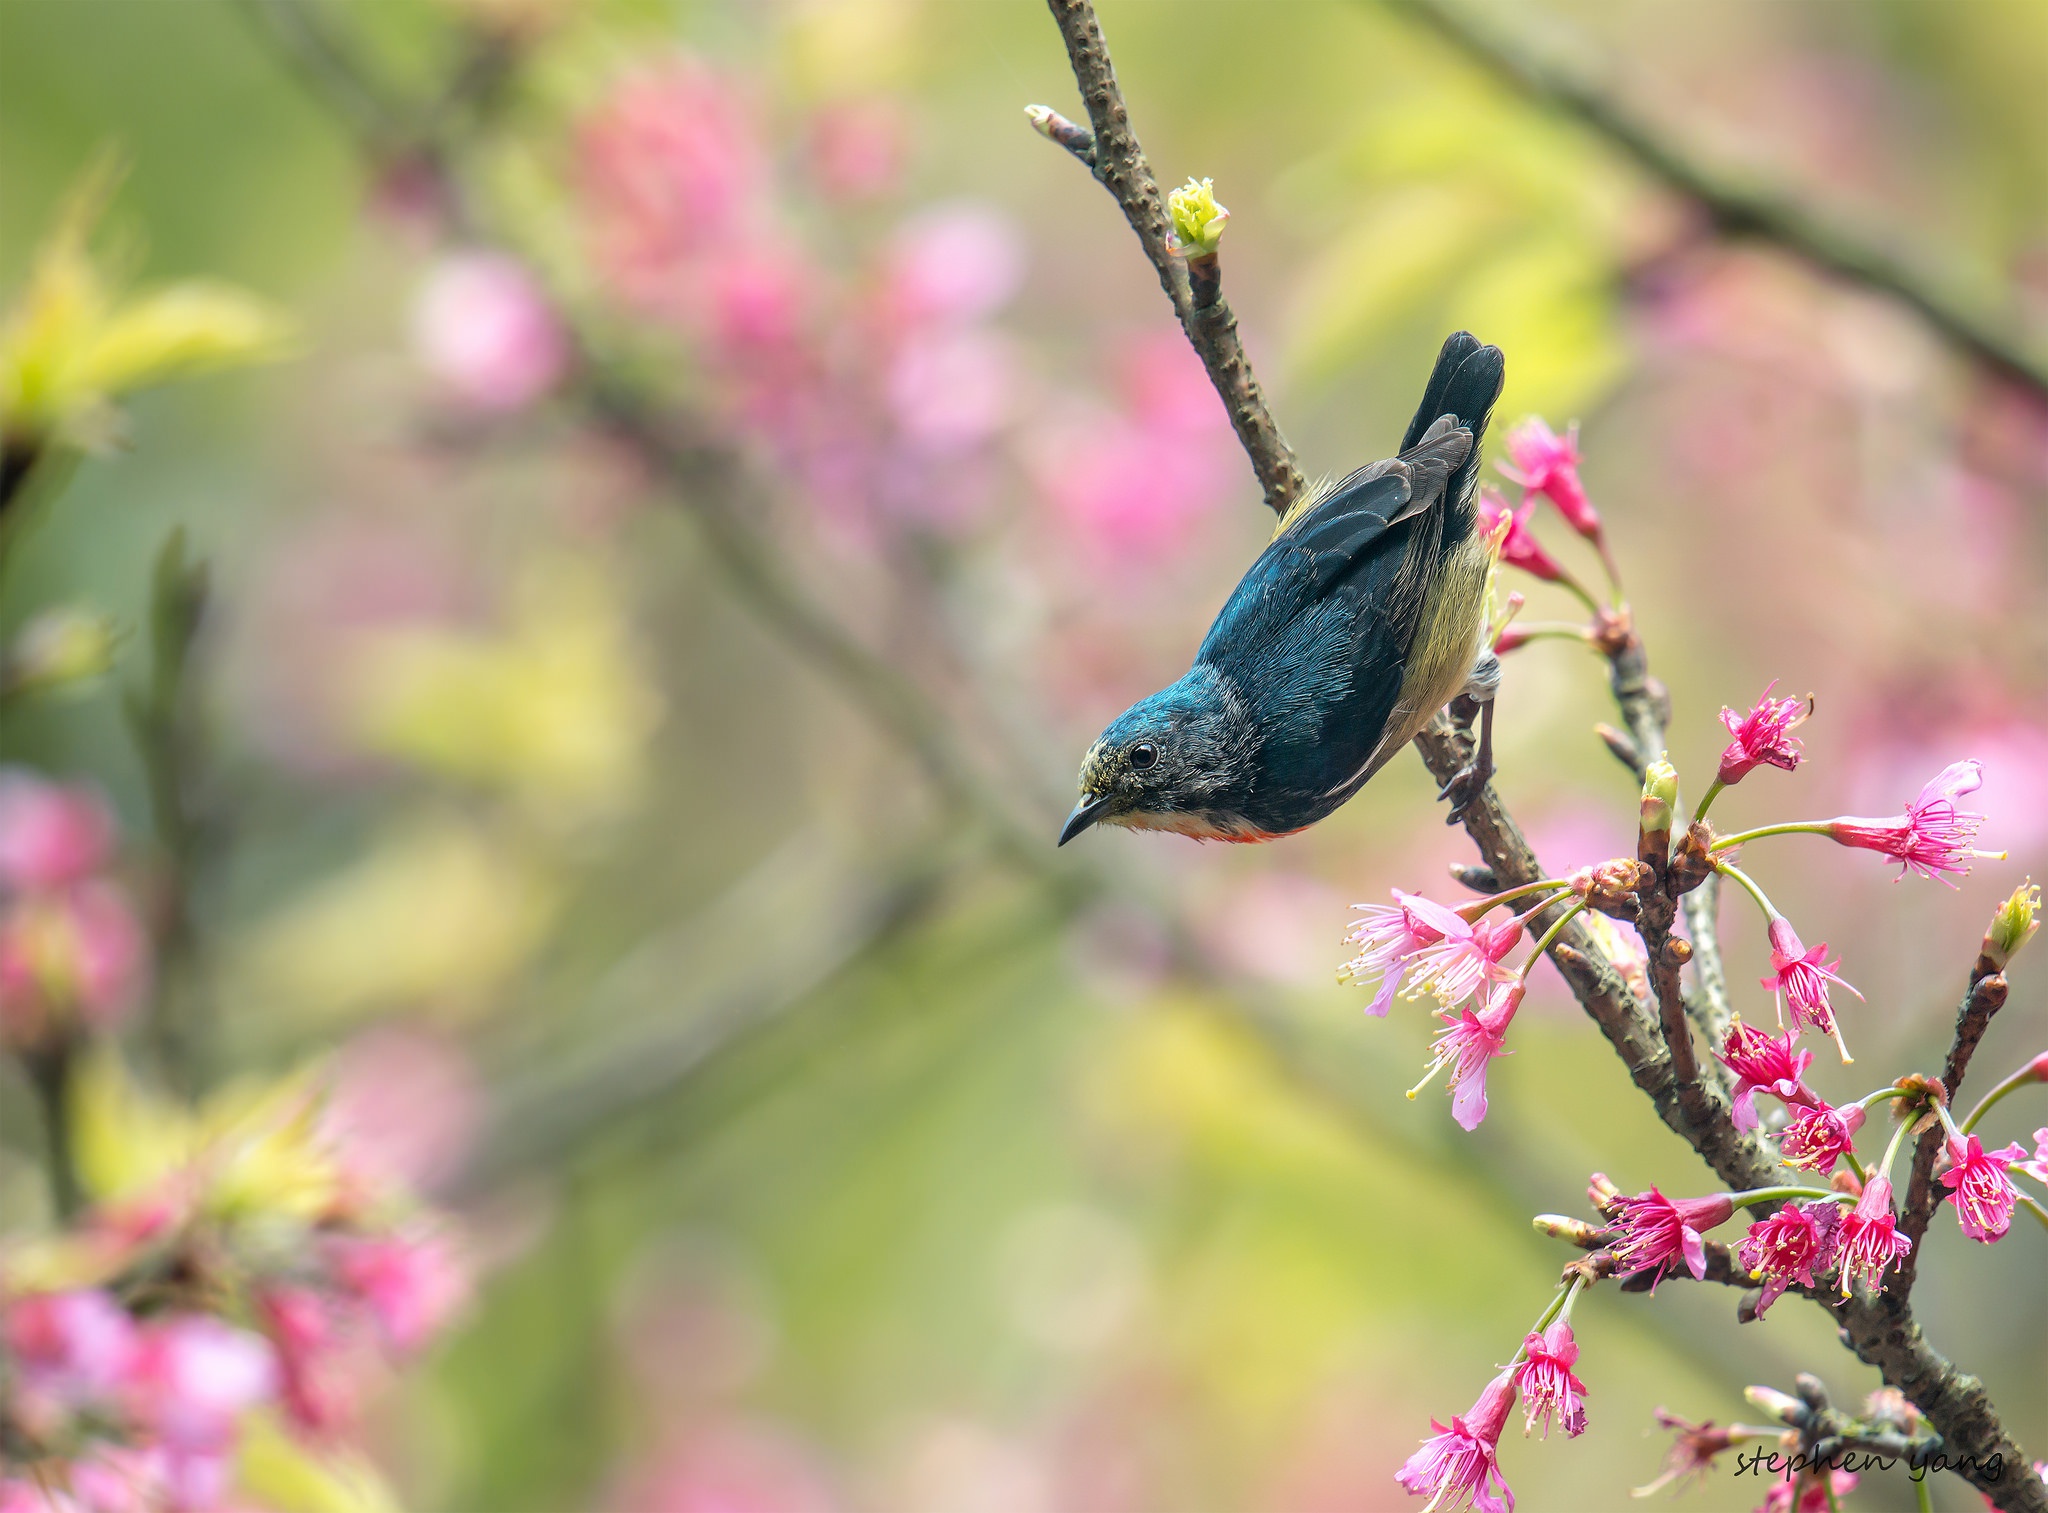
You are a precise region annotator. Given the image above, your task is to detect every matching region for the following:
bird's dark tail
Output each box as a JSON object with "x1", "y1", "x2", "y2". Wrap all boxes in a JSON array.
[{"x1": 1400, "y1": 331, "x2": 1506, "y2": 528}]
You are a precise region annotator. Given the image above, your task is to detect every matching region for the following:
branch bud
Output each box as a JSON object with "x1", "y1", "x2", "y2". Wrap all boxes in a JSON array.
[
  {"x1": 1023, "y1": 104, "x2": 1095, "y2": 163},
  {"x1": 1981, "y1": 880, "x2": 2040, "y2": 973},
  {"x1": 1532, "y1": 1213, "x2": 1604, "y2": 1246}
]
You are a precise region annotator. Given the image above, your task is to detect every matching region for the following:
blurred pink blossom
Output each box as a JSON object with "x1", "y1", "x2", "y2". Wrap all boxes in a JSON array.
[
  {"x1": 123, "y1": 1314, "x2": 277, "y2": 1506},
  {"x1": 580, "y1": 60, "x2": 763, "y2": 303},
  {"x1": 0, "y1": 879, "x2": 151, "y2": 1044},
  {"x1": 0, "y1": 770, "x2": 115, "y2": 890},
  {"x1": 260, "y1": 1285, "x2": 360, "y2": 1436},
  {"x1": 410, "y1": 252, "x2": 568, "y2": 413},
  {"x1": 887, "y1": 327, "x2": 1015, "y2": 455},
  {"x1": 614, "y1": 1423, "x2": 840, "y2": 1513},
  {"x1": 4, "y1": 1289, "x2": 138, "y2": 1427},
  {"x1": 328, "y1": 1229, "x2": 468, "y2": 1354},
  {"x1": 804, "y1": 100, "x2": 906, "y2": 203},
  {"x1": 886, "y1": 203, "x2": 1024, "y2": 328},
  {"x1": 325, "y1": 1027, "x2": 481, "y2": 1195}
]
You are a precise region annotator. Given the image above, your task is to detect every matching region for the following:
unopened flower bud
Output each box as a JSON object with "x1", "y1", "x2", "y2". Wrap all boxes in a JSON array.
[
  {"x1": 1023, "y1": 104, "x2": 1094, "y2": 161},
  {"x1": 1982, "y1": 881, "x2": 2040, "y2": 972},
  {"x1": 3, "y1": 607, "x2": 120, "y2": 699},
  {"x1": 1167, "y1": 177, "x2": 1230, "y2": 259},
  {"x1": 1669, "y1": 822, "x2": 1717, "y2": 894},
  {"x1": 1743, "y1": 1385, "x2": 1807, "y2": 1426},
  {"x1": 1640, "y1": 757, "x2": 1677, "y2": 862},
  {"x1": 1532, "y1": 1213, "x2": 1603, "y2": 1246},
  {"x1": 1586, "y1": 1172, "x2": 1622, "y2": 1215}
]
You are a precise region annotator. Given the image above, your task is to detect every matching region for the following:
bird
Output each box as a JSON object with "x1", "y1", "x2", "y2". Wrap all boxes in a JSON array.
[{"x1": 1058, "y1": 330, "x2": 1506, "y2": 847}]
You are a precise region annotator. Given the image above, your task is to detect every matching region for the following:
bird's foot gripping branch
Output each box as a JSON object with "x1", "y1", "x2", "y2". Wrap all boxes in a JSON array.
[{"x1": 1031, "y1": 3, "x2": 2048, "y2": 1509}]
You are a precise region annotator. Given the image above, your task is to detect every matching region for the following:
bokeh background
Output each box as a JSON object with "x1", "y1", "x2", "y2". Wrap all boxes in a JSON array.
[{"x1": 3, "y1": 0, "x2": 2045, "y2": 1508}]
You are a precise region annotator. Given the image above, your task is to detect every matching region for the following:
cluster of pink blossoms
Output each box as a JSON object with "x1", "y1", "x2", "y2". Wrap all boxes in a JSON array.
[
  {"x1": 0, "y1": 1085, "x2": 468, "y2": 1509},
  {"x1": 0, "y1": 771, "x2": 148, "y2": 1055}
]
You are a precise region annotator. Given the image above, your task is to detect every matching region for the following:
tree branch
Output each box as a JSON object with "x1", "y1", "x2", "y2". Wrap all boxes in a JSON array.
[
  {"x1": 1382, "y1": 0, "x2": 2048, "y2": 406},
  {"x1": 1898, "y1": 968, "x2": 2010, "y2": 1290},
  {"x1": 1038, "y1": 0, "x2": 1307, "y2": 516}
]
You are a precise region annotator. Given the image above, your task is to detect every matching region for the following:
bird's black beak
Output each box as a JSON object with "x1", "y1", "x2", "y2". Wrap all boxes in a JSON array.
[{"x1": 1058, "y1": 794, "x2": 1112, "y2": 846}]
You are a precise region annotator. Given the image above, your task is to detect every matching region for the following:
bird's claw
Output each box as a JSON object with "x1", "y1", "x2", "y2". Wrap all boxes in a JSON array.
[{"x1": 1438, "y1": 760, "x2": 1492, "y2": 825}]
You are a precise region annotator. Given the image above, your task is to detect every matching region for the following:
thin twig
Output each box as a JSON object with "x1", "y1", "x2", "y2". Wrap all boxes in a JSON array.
[
  {"x1": 1898, "y1": 969, "x2": 2009, "y2": 1290},
  {"x1": 1383, "y1": 0, "x2": 2048, "y2": 405},
  {"x1": 1039, "y1": 0, "x2": 1307, "y2": 516}
]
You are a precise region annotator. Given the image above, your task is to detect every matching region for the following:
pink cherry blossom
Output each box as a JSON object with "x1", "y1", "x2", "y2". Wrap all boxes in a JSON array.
[
  {"x1": 1716, "y1": 683, "x2": 1810, "y2": 787},
  {"x1": 409, "y1": 252, "x2": 568, "y2": 413},
  {"x1": 2016, "y1": 1126, "x2": 2048, "y2": 1185},
  {"x1": 1420, "y1": 980, "x2": 1524, "y2": 1131},
  {"x1": 1339, "y1": 889, "x2": 1466, "y2": 1016},
  {"x1": 328, "y1": 1229, "x2": 468, "y2": 1354},
  {"x1": 1758, "y1": 1469, "x2": 1858, "y2": 1513},
  {"x1": 1735, "y1": 1200, "x2": 1841, "y2": 1315},
  {"x1": 1760, "y1": 916, "x2": 1861, "y2": 1059},
  {"x1": 1476, "y1": 487, "x2": 1567, "y2": 583},
  {"x1": 1511, "y1": 1319, "x2": 1587, "y2": 1438},
  {"x1": 1606, "y1": 1187, "x2": 1737, "y2": 1288},
  {"x1": 1497, "y1": 417, "x2": 1601, "y2": 544},
  {"x1": 1835, "y1": 1174, "x2": 1912, "y2": 1295},
  {"x1": 1825, "y1": 759, "x2": 1998, "y2": 884},
  {"x1": 0, "y1": 770, "x2": 115, "y2": 889},
  {"x1": 1395, "y1": 1368, "x2": 1517, "y2": 1513},
  {"x1": 1715, "y1": 1017, "x2": 1816, "y2": 1130},
  {"x1": 261, "y1": 1285, "x2": 360, "y2": 1435},
  {"x1": 1406, "y1": 908, "x2": 1524, "y2": 1010},
  {"x1": 1777, "y1": 1100, "x2": 1865, "y2": 1174},
  {"x1": 1635, "y1": 1410, "x2": 1747, "y2": 1497},
  {"x1": 1940, "y1": 1132, "x2": 2028, "y2": 1243}
]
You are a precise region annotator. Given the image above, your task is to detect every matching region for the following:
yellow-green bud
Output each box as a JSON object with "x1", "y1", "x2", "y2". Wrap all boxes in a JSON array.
[
  {"x1": 1640, "y1": 756, "x2": 1678, "y2": 836},
  {"x1": 1167, "y1": 177, "x2": 1229, "y2": 258},
  {"x1": 1982, "y1": 880, "x2": 2040, "y2": 972},
  {"x1": 2, "y1": 606, "x2": 120, "y2": 699},
  {"x1": 1743, "y1": 1385, "x2": 1806, "y2": 1425}
]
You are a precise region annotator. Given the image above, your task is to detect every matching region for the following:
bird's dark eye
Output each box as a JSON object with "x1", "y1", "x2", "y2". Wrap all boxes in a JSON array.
[{"x1": 1129, "y1": 741, "x2": 1159, "y2": 771}]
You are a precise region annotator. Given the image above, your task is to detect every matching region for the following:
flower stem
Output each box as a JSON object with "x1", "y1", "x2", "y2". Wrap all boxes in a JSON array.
[
  {"x1": 1692, "y1": 778, "x2": 1727, "y2": 825},
  {"x1": 2016, "y1": 1193, "x2": 2048, "y2": 1236},
  {"x1": 1509, "y1": 1275, "x2": 1582, "y2": 1366},
  {"x1": 1853, "y1": 1086, "x2": 1911, "y2": 1113},
  {"x1": 1841, "y1": 1148, "x2": 1868, "y2": 1184},
  {"x1": 1729, "y1": 1184, "x2": 1848, "y2": 1209},
  {"x1": 1711, "y1": 820, "x2": 1833, "y2": 850},
  {"x1": 1461, "y1": 878, "x2": 1573, "y2": 920},
  {"x1": 1714, "y1": 859, "x2": 1778, "y2": 922},
  {"x1": 1960, "y1": 1059, "x2": 2041, "y2": 1135},
  {"x1": 1521, "y1": 901, "x2": 1588, "y2": 974},
  {"x1": 1914, "y1": 1466, "x2": 1934, "y2": 1513},
  {"x1": 1875, "y1": 1118, "x2": 1911, "y2": 1185}
]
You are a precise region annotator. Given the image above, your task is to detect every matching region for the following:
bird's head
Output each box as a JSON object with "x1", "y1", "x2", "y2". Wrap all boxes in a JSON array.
[{"x1": 1059, "y1": 669, "x2": 1251, "y2": 844}]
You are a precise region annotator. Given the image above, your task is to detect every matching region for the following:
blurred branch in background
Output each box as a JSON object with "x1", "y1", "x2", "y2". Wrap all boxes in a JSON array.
[{"x1": 1387, "y1": 0, "x2": 2048, "y2": 404}]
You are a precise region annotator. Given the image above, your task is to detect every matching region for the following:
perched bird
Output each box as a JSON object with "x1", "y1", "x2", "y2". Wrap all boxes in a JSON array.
[{"x1": 1059, "y1": 331, "x2": 1506, "y2": 846}]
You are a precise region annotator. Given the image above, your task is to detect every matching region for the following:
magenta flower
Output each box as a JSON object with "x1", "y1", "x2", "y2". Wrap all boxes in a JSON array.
[
  {"x1": 328, "y1": 1229, "x2": 468, "y2": 1354},
  {"x1": 1407, "y1": 907, "x2": 1525, "y2": 1010},
  {"x1": 1512, "y1": 1319, "x2": 1587, "y2": 1439},
  {"x1": 1420, "y1": 980, "x2": 1524, "y2": 1132},
  {"x1": 1761, "y1": 917, "x2": 1861, "y2": 1060},
  {"x1": 409, "y1": 252, "x2": 568, "y2": 413},
  {"x1": 123, "y1": 1312, "x2": 278, "y2": 1506},
  {"x1": 1940, "y1": 1132, "x2": 2028, "y2": 1243},
  {"x1": 1497, "y1": 417, "x2": 1602, "y2": 545},
  {"x1": 1607, "y1": 1187, "x2": 1737, "y2": 1288},
  {"x1": 0, "y1": 770, "x2": 115, "y2": 889},
  {"x1": 1715, "y1": 1017, "x2": 1816, "y2": 1131},
  {"x1": 261, "y1": 1285, "x2": 358, "y2": 1436},
  {"x1": 1777, "y1": 1100, "x2": 1866, "y2": 1175},
  {"x1": 1835, "y1": 1175, "x2": 1912, "y2": 1295},
  {"x1": 1716, "y1": 683, "x2": 1810, "y2": 787},
  {"x1": 2016, "y1": 1126, "x2": 2048, "y2": 1185},
  {"x1": 1395, "y1": 1367, "x2": 1517, "y2": 1513},
  {"x1": 1476, "y1": 486, "x2": 1568, "y2": 583},
  {"x1": 1735, "y1": 1200, "x2": 1841, "y2": 1316},
  {"x1": 1341, "y1": 889, "x2": 1465, "y2": 1016},
  {"x1": 1635, "y1": 1410, "x2": 1747, "y2": 1496},
  {"x1": 1758, "y1": 1469, "x2": 1859, "y2": 1513},
  {"x1": 1824, "y1": 760, "x2": 1998, "y2": 884}
]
